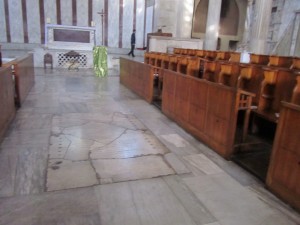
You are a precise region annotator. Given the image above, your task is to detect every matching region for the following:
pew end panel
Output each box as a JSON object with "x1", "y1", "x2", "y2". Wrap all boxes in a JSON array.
[
  {"x1": 266, "y1": 101, "x2": 300, "y2": 212},
  {"x1": 0, "y1": 67, "x2": 16, "y2": 142},
  {"x1": 238, "y1": 64, "x2": 264, "y2": 105},
  {"x1": 161, "y1": 70, "x2": 243, "y2": 159},
  {"x1": 120, "y1": 58, "x2": 154, "y2": 103}
]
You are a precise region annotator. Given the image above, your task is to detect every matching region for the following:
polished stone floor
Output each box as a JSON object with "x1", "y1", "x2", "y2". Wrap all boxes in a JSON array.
[{"x1": 0, "y1": 66, "x2": 299, "y2": 225}]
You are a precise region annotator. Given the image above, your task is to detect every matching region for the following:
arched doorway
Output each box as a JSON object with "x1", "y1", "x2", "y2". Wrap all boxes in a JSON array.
[{"x1": 192, "y1": 0, "x2": 245, "y2": 51}]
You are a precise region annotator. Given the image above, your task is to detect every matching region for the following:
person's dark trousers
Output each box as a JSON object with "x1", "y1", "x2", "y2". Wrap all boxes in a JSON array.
[{"x1": 128, "y1": 44, "x2": 135, "y2": 57}]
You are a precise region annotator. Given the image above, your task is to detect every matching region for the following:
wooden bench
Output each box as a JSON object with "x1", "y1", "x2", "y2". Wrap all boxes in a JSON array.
[
  {"x1": 229, "y1": 52, "x2": 241, "y2": 63},
  {"x1": 268, "y1": 55, "x2": 293, "y2": 68},
  {"x1": 0, "y1": 66, "x2": 16, "y2": 142},
  {"x1": 255, "y1": 67, "x2": 296, "y2": 122},
  {"x1": 237, "y1": 64, "x2": 264, "y2": 105},
  {"x1": 250, "y1": 53, "x2": 269, "y2": 65},
  {"x1": 218, "y1": 62, "x2": 240, "y2": 87},
  {"x1": 2, "y1": 53, "x2": 34, "y2": 107},
  {"x1": 267, "y1": 101, "x2": 300, "y2": 212},
  {"x1": 290, "y1": 57, "x2": 300, "y2": 70},
  {"x1": 216, "y1": 51, "x2": 231, "y2": 61}
]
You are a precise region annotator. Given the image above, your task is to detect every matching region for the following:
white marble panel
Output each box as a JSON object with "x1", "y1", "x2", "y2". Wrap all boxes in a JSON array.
[
  {"x1": 0, "y1": 0, "x2": 7, "y2": 42},
  {"x1": 122, "y1": 0, "x2": 134, "y2": 48},
  {"x1": 136, "y1": 0, "x2": 145, "y2": 48},
  {"x1": 61, "y1": 0, "x2": 72, "y2": 25},
  {"x1": 44, "y1": 0, "x2": 57, "y2": 25},
  {"x1": 176, "y1": 0, "x2": 193, "y2": 38},
  {"x1": 183, "y1": 154, "x2": 223, "y2": 175},
  {"x1": 77, "y1": 0, "x2": 88, "y2": 27},
  {"x1": 93, "y1": 0, "x2": 104, "y2": 46},
  {"x1": 47, "y1": 159, "x2": 98, "y2": 191},
  {"x1": 26, "y1": 0, "x2": 41, "y2": 43},
  {"x1": 108, "y1": 0, "x2": 119, "y2": 47},
  {"x1": 161, "y1": 134, "x2": 189, "y2": 148},
  {"x1": 8, "y1": 0, "x2": 23, "y2": 43}
]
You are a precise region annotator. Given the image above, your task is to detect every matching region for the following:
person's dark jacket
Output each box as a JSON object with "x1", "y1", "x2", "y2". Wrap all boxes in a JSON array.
[{"x1": 131, "y1": 33, "x2": 136, "y2": 45}]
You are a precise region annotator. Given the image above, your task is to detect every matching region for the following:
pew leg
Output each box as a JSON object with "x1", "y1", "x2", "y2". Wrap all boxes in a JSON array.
[{"x1": 242, "y1": 108, "x2": 251, "y2": 142}]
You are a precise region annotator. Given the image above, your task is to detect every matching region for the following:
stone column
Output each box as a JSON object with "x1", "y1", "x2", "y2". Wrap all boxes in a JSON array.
[
  {"x1": 240, "y1": 0, "x2": 254, "y2": 51},
  {"x1": 249, "y1": 0, "x2": 273, "y2": 54},
  {"x1": 290, "y1": 10, "x2": 300, "y2": 56},
  {"x1": 204, "y1": 0, "x2": 222, "y2": 50}
]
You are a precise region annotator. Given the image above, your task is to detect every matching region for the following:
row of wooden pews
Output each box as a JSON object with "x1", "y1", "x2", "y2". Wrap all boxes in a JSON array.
[
  {"x1": 120, "y1": 48, "x2": 300, "y2": 211},
  {"x1": 0, "y1": 53, "x2": 35, "y2": 142}
]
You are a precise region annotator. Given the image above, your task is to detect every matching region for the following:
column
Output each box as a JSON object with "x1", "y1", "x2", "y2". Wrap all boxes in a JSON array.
[
  {"x1": 249, "y1": 0, "x2": 272, "y2": 54},
  {"x1": 240, "y1": 0, "x2": 254, "y2": 51},
  {"x1": 290, "y1": 10, "x2": 300, "y2": 55},
  {"x1": 204, "y1": 0, "x2": 222, "y2": 50}
]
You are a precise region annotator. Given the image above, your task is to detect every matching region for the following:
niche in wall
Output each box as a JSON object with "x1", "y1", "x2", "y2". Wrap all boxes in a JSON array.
[{"x1": 192, "y1": 0, "x2": 239, "y2": 37}]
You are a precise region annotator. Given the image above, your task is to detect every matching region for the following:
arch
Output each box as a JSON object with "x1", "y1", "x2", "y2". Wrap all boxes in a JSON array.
[
  {"x1": 192, "y1": 0, "x2": 239, "y2": 36},
  {"x1": 192, "y1": 0, "x2": 209, "y2": 33},
  {"x1": 219, "y1": 0, "x2": 239, "y2": 35}
]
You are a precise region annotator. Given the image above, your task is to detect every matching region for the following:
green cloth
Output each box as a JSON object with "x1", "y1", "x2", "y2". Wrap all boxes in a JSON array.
[{"x1": 93, "y1": 46, "x2": 108, "y2": 77}]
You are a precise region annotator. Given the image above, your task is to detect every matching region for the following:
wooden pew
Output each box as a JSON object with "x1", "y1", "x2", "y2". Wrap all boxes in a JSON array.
[
  {"x1": 255, "y1": 67, "x2": 296, "y2": 122},
  {"x1": 205, "y1": 50, "x2": 217, "y2": 60},
  {"x1": 217, "y1": 62, "x2": 240, "y2": 87},
  {"x1": 250, "y1": 53, "x2": 269, "y2": 65},
  {"x1": 2, "y1": 53, "x2": 34, "y2": 106},
  {"x1": 229, "y1": 52, "x2": 241, "y2": 63},
  {"x1": 0, "y1": 66, "x2": 16, "y2": 142},
  {"x1": 168, "y1": 55, "x2": 179, "y2": 71},
  {"x1": 237, "y1": 64, "x2": 264, "y2": 105},
  {"x1": 195, "y1": 50, "x2": 206, "y2": 58},
  {"x1": 203, "y1": 61, "x2": 218, "y2": 82},
  {"x1": 120, "y1": 57, "x2": 154, "y2": 103},
  {"x1": 162, "y1": 69, "x2": 254, "y2": 158},
  {"x1": 290, "y1": 57, "x2": 300, "y2": 70},
  {"x1": 216, "y1": 51, "x2": 231, "y2": 61},
  {"x1": 267, "y1": 96, "x2": 300, "y2": 211},
  {"x1": 268, "y1": 55, "x2": 293, "y2": 68},
  {"x1": 0, "y1": 44, "x2": 2, "y2": 67}
]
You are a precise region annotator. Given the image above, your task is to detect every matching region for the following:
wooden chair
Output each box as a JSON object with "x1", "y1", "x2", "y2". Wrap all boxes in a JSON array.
[
  {"x1": 44, "y1": 53, "x2": 53, "y2": 69},
  {"x1": 203, "y1": 61, "x2": 218, "y2": 82},
  {"x1": 168, "y1": 55, "x2": 179, "y2": 71},
  {"x1": 216, "y1": 51, "x2": 231, "y2": 61},
  {"x1": 229, "y1": 52, "x2": 241, "y2": 63},
  {"x1": 290, "y1": 57, "x2": 300, "y2": 70},
  {"x1": 218, "y1": 62, "x2": 240, "y2": 87},
  {"x1": 187, "y1": 57, "x2": 201, "y2": 77},
  {"x1": 268, "y1": 55, "x2": 293, "y2": 68},
  {"x1": 205, "y1": 50, "x2": 217, "y2": 60},
  {"x1": 237, "y1": 64, "x2": 264, "y2": 105},
  {"x1": 250, "y1": 53, "x2": 269, "y2": 65},
  {"x1": 256, "y1": 67, "x2": 296, "y2": 122},
  {"x1": 195, "y1": 50, "x2": 205, "y2": 58}
]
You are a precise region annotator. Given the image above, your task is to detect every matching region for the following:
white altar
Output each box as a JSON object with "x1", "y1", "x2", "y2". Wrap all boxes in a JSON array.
[
  {"x1": 149, "y1": 36, "x2": 204, "y2": 53},
  {"x1": 34, "y1": 24, "x2": 96, "y2": 68}
]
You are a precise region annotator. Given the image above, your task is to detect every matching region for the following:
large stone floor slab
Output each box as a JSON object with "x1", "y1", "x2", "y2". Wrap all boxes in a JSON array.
[
  {"x1": 92, "y1": 155, "x2": 175, "y2": 183},
  {"x1": 91, "y1": 130, "x2": 169, "y2": 159},
  {"x1": 47, "y1": 159, "x2": 98, "y2": 191},
  {"x1": 183, "y1": 173, "x2": 299, "y2": 225}
]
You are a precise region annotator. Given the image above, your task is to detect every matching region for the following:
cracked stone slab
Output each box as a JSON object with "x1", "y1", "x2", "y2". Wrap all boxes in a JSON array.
[
  {"x1": 164, "y1": 153, "x2": 190, "y2": 175},
  {"x1": 90, "y1": 130, "x2": 169, "y2": 159},
  {"x1": 47, "y1": 159, "x2": 98, "y2": 191},
  {"x1": 92, "y1": 155, "x2": 175, "y2": 183},
  {"x1": 63, "y1": 122, "x2": 125, "y2": 144},
  {"x1": 49, "y1": 134, "x2": 94, "y2": 161}
]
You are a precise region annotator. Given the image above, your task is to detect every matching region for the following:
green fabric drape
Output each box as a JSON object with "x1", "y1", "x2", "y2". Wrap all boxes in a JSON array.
[{"x1": 93, "y1": 46, "x2": 108, "y2": 77}]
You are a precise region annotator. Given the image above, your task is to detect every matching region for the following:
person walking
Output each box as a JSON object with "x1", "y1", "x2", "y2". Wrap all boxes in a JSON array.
[{"x1": 128, "y1": 29, "x2": 136, "y2": 57}]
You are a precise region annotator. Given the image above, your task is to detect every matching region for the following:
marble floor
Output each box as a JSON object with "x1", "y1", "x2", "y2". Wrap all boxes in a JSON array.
[{"x1": 0, "y1": 66, "x2": 299, "y2": 225}]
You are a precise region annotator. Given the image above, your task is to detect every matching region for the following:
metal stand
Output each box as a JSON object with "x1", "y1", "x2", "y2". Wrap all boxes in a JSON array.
[{"x1": 97, "y1": 9, "x2": 106, "y2": 46}]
